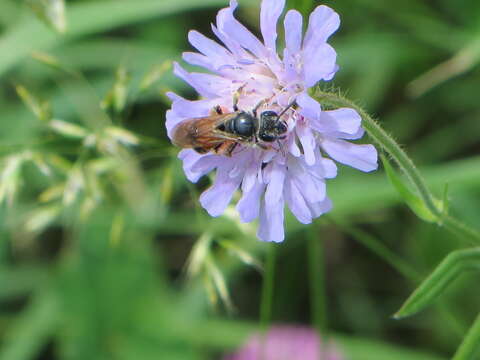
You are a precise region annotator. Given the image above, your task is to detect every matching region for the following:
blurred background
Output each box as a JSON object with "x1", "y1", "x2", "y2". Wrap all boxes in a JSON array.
[{"x1": 0, "y1": 0, "x2": 479, "y2": 359}]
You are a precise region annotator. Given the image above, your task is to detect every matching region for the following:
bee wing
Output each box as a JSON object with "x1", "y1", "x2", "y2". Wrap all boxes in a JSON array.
[{"x1": 172, "y1": 113, "x2": 241, "y2": 150}]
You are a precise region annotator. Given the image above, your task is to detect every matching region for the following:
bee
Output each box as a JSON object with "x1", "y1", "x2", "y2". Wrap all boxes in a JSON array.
[{"x1": 171, "y1": 99, "x2": 295, "y2": 156}]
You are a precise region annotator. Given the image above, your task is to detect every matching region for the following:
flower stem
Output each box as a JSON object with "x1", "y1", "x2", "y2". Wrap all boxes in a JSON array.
[
  {"x1": 314, "y1": 90, "x2": 480, "y2": 245},
  {"x1": 307, "y1": 226, "x2": 328, "y2": 334},
  {"x1": 260, "y1": 243, "x2": 276, "y2": 330}
]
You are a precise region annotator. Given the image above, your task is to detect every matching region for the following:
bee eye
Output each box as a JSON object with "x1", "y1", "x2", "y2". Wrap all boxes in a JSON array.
[
  {"x1": 276, "y1": 122, "x2": 288, "y2": 133},
  {"x1": 259, "y1": 133, "x2": 276, "y2": 142},
  {"x1": 217, "y1": 124, "x2": 226, "y2": 131},
  {"x1": 260, "y1": 111, "x2": 278, "y2": 122}
]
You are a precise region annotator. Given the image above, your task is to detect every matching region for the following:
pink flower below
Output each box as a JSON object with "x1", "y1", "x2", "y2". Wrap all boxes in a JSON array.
[{"x1": 224, "y1": 326, "x2": 346, "y2": 360}]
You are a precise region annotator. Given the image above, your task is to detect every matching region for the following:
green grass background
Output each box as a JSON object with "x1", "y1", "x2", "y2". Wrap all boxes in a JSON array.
[{"x1": 0, "y1": 0, "x2": 480, "y2": 359}]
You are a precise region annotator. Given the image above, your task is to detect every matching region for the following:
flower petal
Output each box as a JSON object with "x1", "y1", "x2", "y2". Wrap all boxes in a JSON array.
[
  {"x1": 288, "y1": 157, "x2": 326, "y2": 203},
  {"x1": 308, "y1": 196, "x2": 333, "y2": 218},
  {"x1": 321, "y1": 138, "x2": 378, "y2": 172},
  {"x1": 199, "y1": 162, "x2": 244, "y2": 216},
  {"x1": 304, "y1": 5, "x2": 340, "y2": 49},
  {"x1": 211, "y1": 23, "x2": 248, "y2": 59},
  {"x1": 285, "y1": 177, "x2": 312, "y2": 224},
  {"x1": 264, "y1": 161, "x2": 285, "y2": 206},
  {"x1": 257, "y1": 196, "x2": 285, "y2": 242},
  {"x1": 297, "y1": 93, "x2": 321, "y2": 120},
  {"x1": 182, "y1": 52, "x2": 214, "y2": 72},
  {"x1": 178, "y1": 150, "x2": 222, "y2": 183},
  {"x1": 287, "y1": 132, "x2": 301, "y2": 157},
  {"x1": 236, "y1": 180, "x2": 265, "y2": 222},
  {"x1": 284, "y1": 10, "x2": 303, "y2": 53},
  {"x1": 320, "y1": 158, "x2": 337, "y2": 179},
  {"x1": 303, "y1": 43, "x2": 337, "y2": 87},
  {"x1": 311, "y1": 108, "x2": 362, "y2": 137},
  {"x1": 188, "y1": 30, "x2": 233, "y2": 66},
  {"x1": 173, "y1": 62, "x2": 232, "y2": 98},
  {"x1": 260, "y1": 0, "x2": 285, "y2": 51},
  {"x1": 296, "y1": 124, "x2": 316, "y2": 166},
  {"x1": 218, "y1": 0, "x2": 267, "y2": 59}
]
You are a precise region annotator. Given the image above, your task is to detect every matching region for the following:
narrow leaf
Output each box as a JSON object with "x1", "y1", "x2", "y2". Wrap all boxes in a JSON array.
[
  {"x1": 104, "y1": 126, "x2": 140, "y2": 146},
  {"x1": 186, "y1": 232, "x2": 213, "y2": 278},
  {"x1": 49, "y1": 119, "x2": 88, "y2": 138},
  {"x1": 452, "y1": 311, "x2": 480, "y2": 360},
  {"x1": 25, "y1": 204, "x2": 61, "y2": 233},
  {"x1": 0, "y1": 291, "x2": 59, "y2": 360},
  {"x1": 394, "y1": 248, "x2": 480, "y2": 319},
  {"x1": 381, "y1": 155, "x2": 438, "y2": 222},
  {"x1": 15, "y1": 85, "x2": 51, "y2": 122},
  {"x1": 101, "y1": 66, "x2": 131, "y2": 113},
  {"x1": 26, "y1": 0, "x2": 67, "y2": 33},
  {"x1": 205, "y1": 255, "x2": 234, "y2": 313},
  {"x1": 218, "y1": 239, "x2": 263, "y2": 272},
  {"x1": 140, "y1": 61, "x2": 172, "y2": 91}
]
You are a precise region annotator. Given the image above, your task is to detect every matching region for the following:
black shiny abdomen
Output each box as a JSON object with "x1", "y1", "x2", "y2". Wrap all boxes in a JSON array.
[
  {"x1": 217, "y1": 112, "x2": 256, "y2": 138},
  {"x1": 233, "y1": 113, "x2": 255, "y2": 137}
]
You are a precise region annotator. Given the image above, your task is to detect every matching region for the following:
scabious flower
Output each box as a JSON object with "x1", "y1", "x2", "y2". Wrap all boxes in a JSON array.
[
  {"x1": 224, "y1": 325, "x2": 345, "y2": 360},
  {"x1": 166, "y1": 0, "x2": 378, "y2": 242}
]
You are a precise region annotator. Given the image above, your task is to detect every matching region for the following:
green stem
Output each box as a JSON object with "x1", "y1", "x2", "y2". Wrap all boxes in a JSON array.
[
  {"x1": 452, "y1": 311, "x2": 480, "y2": 360},
  {"x1": 307, "y1": 227, "x2": 327, "y2": 334},
  {"x1": 260, "y1": 243, "x2": 276, "y2": 330},
  {"x1": 314, "y1": 90, "x2": 480, "y2": 245}
]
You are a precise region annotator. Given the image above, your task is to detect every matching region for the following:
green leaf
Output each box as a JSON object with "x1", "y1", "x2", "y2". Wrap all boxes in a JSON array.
[
  {"x1": 218, "y1": 239, "x2": 263, "y2": 272},
  {"x1": 26, "y1": 0, "x2": 67, "y2": 33},
  {"x1": 103, "y1": 126, "x2": 140, "y2": 146},
  {"x1": 15, "y1": 85, "x2": 51, "y2": 122},
  {"x1": 140, "y1": 61, "x2": 172, "y2": 91},
  {"x1": 0, "y1": 291, "x2": 59, "y2": 360},
  {"x1": 381, "y1": 154, "x2": 439, "y2": 222},
  {"x1": 101, "y1": 66, "x2": 131, "y2": 114},
  {"x1": 0, "y1": 0, "x2": 231, "y2": 77},
  {"x1": 49, "y1": 119, "x2": 88, "y2": 138},
  {"x1": 394, "y1": 248, "x2": 480, "y2": 319},
  {"x1": 0, "y1": 153, "x2": 27, "y2": 206},
  {"x1": 452, "y1": 312, "x2": 480, "y2": 360},
  {"x1": 24, "y1": 204, "x2": 61, "y2": 233}
]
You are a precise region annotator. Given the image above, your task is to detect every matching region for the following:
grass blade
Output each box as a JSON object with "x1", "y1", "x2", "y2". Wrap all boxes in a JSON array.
[
  {"x1": 394, "y1": 248, "x2": 480, "y2": 319},
  {"x1": 0, "y1": 0, "x2": 229, "y2": 77},
  {"x1": 452, "y1": 312, "x2": 480, "y2": 360}
]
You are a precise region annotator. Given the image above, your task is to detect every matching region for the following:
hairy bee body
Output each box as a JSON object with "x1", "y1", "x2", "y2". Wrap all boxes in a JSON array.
[{"x1": 171, "y1": 103, "x2": 291, "y2": 156}]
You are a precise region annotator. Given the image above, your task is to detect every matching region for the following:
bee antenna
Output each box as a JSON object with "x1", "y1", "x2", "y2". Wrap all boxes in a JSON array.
[{"x1": 277, "y1": 99, "x2": 297, "y2": 119}]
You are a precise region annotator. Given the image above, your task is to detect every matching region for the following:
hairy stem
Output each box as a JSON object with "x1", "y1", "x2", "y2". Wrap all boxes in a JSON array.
[{"x1": 314, "y1": 90, "x2": 480, "y2": 245}]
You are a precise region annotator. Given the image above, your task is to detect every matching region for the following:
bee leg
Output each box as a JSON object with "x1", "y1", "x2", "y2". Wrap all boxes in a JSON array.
[
  {"x1": 233, "y1": 93, "x2": 239, "y2": 112},
  {"x1": 214, "y1": 141, "x2": 237, "y2": 157},
  {"x1": 210, "y1": 105, "x2": 224, "y2": 115},
  {"x1": 225, "y1": 142, "x2": 238, "y2": 156},
  {"x1": 252, "y1": 99, "x2": 266, "y2": 117},
  {"x1": 252, "y1": 93, "x2": 277, "y2": 117},
  {"x1": 193, "y1": 147, "x2": 208, "y2": 154},
  {"x1": 232, "y1": 84, "x2": 247, "y2": 112},
  {"x1": 256, "y1": 142, "x2": 269, "y2": 150}
]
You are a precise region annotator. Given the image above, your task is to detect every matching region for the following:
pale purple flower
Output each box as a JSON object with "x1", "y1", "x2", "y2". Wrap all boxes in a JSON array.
[
  {"x1": 224, "y1": 326, "x2": 346, "y2": 360},
  {"x1": 166, "y1": 0, "x2": 378, "y2": 242}
]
